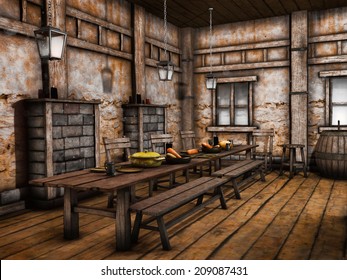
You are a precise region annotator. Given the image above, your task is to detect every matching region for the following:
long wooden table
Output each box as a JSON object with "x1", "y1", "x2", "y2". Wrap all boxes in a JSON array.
[{"x1": 29, "y1": 145, "x2": 256, "y2": 251}]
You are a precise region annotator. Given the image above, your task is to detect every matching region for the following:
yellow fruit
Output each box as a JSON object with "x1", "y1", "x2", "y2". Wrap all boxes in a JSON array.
[
  {"x1": 219, "y1": 140, "x2": 231, "y2": 149},
  {"x1": 166, "y1": 152, "x2": 177, "y2": 158}
]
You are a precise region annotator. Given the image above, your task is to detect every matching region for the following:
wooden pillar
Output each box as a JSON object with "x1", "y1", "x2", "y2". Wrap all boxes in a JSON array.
[
  {"x1": 45, "y1": 0, "x2": 67, "y2": 99},
  {"x1": 180, "y1": 27, "x2": 195, "y2": 131},
  {"x1": 290, "y1": 11, "x2": 308, "y2": 156},
  {"x1": 133, "y1": 5, "x2": 146, "y2": 100}
]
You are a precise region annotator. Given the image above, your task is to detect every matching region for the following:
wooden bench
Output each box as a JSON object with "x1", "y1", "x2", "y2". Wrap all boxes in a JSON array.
[
  {"x1": 211, "y1": 159, "x2": 265, "y2": 199},
  {"x1": 130, "y1": 176, "x2": 229, "y2": 250}
]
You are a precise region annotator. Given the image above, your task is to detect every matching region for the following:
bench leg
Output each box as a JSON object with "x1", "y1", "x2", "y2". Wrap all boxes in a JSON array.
[
  {"x1": 231, "y1": 179, "x2": 241, "y2": 199},
  {"x1": 216, "y1": 186, "x2": 227, "y2": 209},
  {"x1": 132, "y1": 212, "x2": 143, "y2": 243},
  {"x1": 157, "y1": 216, "x2": 171, "y2": 250},
  {"x1": 259, "y1": 168, "x2": 266, "y2": 182},
  {"x1": 196, "y1": 194, "x2": 204, "y2": 205}
]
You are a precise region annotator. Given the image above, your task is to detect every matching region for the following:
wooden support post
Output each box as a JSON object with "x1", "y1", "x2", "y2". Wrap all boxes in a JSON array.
[
  {"x1": 290, "y1": 11, "x2": 308, "y2": 160},
  {"x1": 44, "y1": 0, "x2": 68, "y2": 99},
  {"x1": 180, "y1": 28, "x2": 195, "y2": 131},
  {"x1": 133, "y1": 5, "x2": 146, "y2": 99}
]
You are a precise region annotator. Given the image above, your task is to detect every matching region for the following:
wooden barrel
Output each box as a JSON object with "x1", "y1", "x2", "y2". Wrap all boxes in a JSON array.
[{"x1": 315, "y1": 131, "x2": 347, "y2": 179}]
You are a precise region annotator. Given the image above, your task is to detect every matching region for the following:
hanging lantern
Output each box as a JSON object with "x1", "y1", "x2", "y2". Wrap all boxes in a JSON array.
[
  {"x1": 157, "y1": 0, "x2": 174, "y2": 81},
  {"x1": 206, "y1": 8, "x2": 217, "y2": 90},
  {"x1": 34, "y1": 26, "x2": 67, "y2": 60},
  {"x1": 157, "y1": 60, "x2": 175, "y2": 81},
  {"x1": 206, "y1": 73, "x2": 217, "y2": 90}
]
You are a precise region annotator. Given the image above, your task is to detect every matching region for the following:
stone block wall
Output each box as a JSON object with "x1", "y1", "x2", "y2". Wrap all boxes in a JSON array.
[
  {"x1": 26, "y1": 99, "x2": 100, "y2": 205},
  {"x1": 123, "y1": 104, "x2": 166, "y2": 154}
]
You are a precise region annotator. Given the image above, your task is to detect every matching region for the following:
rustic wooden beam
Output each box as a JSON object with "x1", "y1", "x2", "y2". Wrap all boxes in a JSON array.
[
  {"x1": 309, "y1": 32, "x2": 347, "y2": 43},
  {"x1": 145, "y1": 37, "x2": 181, "y2": 55},
  {"x1": 194, "y1": 61, "x2": 289, "y2": 73},
  {"x1": 290, "y1": 10, "x2": 308, "y2": 155},
  {"x1": 133, "y1": 5, "x2": 146, "y2": 98},
  {"x1": 194, "y1": 39, "x2": 290, "y2": 55},
  {"x1": 319, "y1": 70, "x2": 347, "y2": 77},
  {"x1": 180, "y1": 27, "x2": 195, "y2": 131},
  {"x1": 0, "y1": 15, "x2": 35, "y2": 37},
  {"x1": 67, "y1": 37, "x2": 133, "y2": 61},
  {"x1": 46, "y1": 0, "x2": 67, "y2": 99},
  {"x1": 217, "y1": 76, "x2": 258, "y2": 83},
  {"x1": 308, "y1": 55, "x2": 347, "y2": 65},
  {"x1": 66, "y1": 6, "x2": 132, "y2": 37},
  {"x1": 145, "y1": 58, "x2": 182, "y2": 72}
]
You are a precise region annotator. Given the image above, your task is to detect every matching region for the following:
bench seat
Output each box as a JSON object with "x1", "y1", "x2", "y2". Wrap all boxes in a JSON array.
[
  {"x1": 130, "y1": 176, "x2": 229, "y2": 250},
  {"x1": 211, "y1": 159, "x2": 265, "y2": 199}
]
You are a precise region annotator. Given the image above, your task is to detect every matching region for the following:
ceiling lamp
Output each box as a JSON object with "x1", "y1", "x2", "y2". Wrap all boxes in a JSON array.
[
  {"x1": 206, "y1": 8, "x2": 216, "y2": 90},
  {"x1": 157, "y1": 0, "x2": 174, "y2": 81},
  {"x1": 34, "y1": 26, "x2": 67, "y2": 60}
]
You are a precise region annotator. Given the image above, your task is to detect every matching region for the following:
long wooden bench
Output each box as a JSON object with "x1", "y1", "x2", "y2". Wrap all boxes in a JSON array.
[
  {"x1": 211, "y1": 159, "x2": 265, "y2": 199},
  {"x1": 130, "y1": 176, "x2": 229, "y2": 250}
]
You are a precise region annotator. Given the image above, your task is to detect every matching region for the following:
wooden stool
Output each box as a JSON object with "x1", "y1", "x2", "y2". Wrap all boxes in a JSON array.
[{"x1": 280, "y1": 144, "x2": 307, "y2": 178}]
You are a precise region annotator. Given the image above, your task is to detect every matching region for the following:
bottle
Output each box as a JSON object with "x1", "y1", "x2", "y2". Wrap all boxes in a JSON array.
[{"x1": 213, "y1": 135, "x2": 219, "y2": 146}]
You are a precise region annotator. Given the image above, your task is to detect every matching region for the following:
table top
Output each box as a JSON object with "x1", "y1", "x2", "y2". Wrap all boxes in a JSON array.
[{"x1": 29, "y1": 145, "x2": 256, "y2": 192}]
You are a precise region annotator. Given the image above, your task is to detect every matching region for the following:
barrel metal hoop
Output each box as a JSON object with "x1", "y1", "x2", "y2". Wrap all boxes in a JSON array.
[{"x1": 315, "y1": 152, "x2": 347, "y2": 161}]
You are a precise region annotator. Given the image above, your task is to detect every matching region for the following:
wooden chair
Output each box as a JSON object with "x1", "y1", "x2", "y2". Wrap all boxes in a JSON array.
[
  {"x1": 150, "y1": 133, "x2": 176, "y2": 189},
  {"x1": 251, "y1": 129, "x2": 274, "y2": 171},
  {"x1": 103, "y1": 137, "x2": 131, "y2": 164},
  {"x1": 180, "y1": 130, "x2": 212, "y2": 175},
  {"x1": 180, "y1": 130, "x2": 196, "y2": 151},
  {"x1": 150, "y1": 133, "x2": 174, "y2": 154},
  {"x1": 103, "y1": 137, "x2": 132, "y2": 207}
]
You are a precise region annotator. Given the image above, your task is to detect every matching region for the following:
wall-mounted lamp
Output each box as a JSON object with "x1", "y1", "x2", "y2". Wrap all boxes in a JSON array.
[
  {"x1": 34, "y1": 25, "x2": 67, "y2": 98},
  {"x1": 157, "y1": 0, "x2": 174, "y2": 81},
  {"x1": 34, "y1": 26, "x2": 67, "y2": 61},
  {"x1": 206, "y1": 8, "x2": 216, "y2": 90}
]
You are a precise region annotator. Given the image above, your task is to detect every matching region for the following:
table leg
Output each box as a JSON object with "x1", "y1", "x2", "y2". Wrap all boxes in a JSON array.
[
  {"x1": 116, "y1": 186, "x2": 132, "y2": 251},
  {"x1": 64, "y1": 188, "x2": 79, "y2": 239}
]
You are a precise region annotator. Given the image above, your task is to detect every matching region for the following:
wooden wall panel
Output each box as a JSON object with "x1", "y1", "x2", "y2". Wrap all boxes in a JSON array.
[{"x1": 291, "y1": 50, "x2": 308, "y2": 92}]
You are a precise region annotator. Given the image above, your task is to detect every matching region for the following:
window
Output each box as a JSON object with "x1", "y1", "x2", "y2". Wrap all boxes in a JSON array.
[
  {"x1": 330, "y1": 77, "x2": 347, "y2": 125},
  {"x1": 215, "y1": 76, "x2": 256, "y2": 126}
]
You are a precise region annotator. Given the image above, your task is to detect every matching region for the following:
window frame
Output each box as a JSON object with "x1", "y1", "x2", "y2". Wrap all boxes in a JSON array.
[
  {"x1": 213, "y1": 76, "x2": 257, "y2": 127},
  {"x1": 318, "y1": 70, "x2": 347, "y2": 132}
]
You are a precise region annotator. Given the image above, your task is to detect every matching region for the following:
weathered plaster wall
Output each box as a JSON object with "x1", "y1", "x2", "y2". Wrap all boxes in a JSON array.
[
  {"x1": 0, "y1": 32, "x2": 41, "y2": 191},
  {"x1": 67, "y1": 48, "x2": 132, "y2": 165},
  {"x1": 145, "y1": 13, "x2": 182, "y2": 148},
  {"x1": 193, "y1": 16, "x2": 290, "y2": 158},
  {"x1": 308, "y1": 7, "x2": 347, "y2": 163}
]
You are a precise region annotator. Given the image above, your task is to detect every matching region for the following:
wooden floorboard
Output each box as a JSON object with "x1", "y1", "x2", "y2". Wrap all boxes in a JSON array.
[{"x1": 0, "y1": 171, "x2": 346, "y2": 260}]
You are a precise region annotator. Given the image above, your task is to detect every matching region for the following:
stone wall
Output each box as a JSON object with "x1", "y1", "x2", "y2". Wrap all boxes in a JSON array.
[{"x1": 193, "y1": 16, "x2": 290, "y2": 159}]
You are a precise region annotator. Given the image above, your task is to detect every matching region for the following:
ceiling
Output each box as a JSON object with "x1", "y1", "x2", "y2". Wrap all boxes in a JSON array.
[{"x1": 127, "y1": 0, "x2": 347, "y2": 28}]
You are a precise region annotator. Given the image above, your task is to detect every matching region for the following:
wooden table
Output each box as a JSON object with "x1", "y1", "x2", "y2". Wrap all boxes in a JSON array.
[
  {"x1": 207, "y1": 126, "x2": 257, "y2": 145},
  {"x1": 29, "y1": 145, "x2": 256, "y2": 251}
]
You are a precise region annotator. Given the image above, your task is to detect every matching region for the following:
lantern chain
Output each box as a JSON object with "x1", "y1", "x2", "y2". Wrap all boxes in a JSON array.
[
  {"x1": 209, "y1": 7, "x2": 213, "y2": 74},
  {"x1": 164, "y1": 0, "x2": 168, "y2": 59}
]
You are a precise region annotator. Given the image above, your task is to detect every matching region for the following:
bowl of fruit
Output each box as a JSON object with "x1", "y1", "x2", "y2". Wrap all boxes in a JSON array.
[
  {"x1": 201, "y1": 143, "x2": 222, "y2": 153},
  {"x1": 165, "y1": 148, "x2": 191, "y2": 164}
]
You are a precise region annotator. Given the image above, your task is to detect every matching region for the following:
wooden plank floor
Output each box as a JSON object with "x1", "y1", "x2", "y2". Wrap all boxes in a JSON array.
[{"x1": 0, "y1": 171, "x2": 346, "y2": 260}]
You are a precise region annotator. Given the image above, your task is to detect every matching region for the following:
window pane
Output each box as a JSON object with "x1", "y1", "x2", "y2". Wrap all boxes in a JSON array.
[
  {"x1": 332, "y1": 105, "x2": 347, "y2": 125},
  {"x1": 331, "y1": 77, "x2": 347, "y2": 103},
  {"x1": 217, "y1": 84, "x2": 230, "y2": 106},
  {"x1": 235, "y1": 83, "x2": 248, "y2": 105},
  {"x1": 235, "y1": 108, "x2": 248, "y2": 125},
  {"x1": 217, "y1": 109, "x2": 230, "y2": 125}
]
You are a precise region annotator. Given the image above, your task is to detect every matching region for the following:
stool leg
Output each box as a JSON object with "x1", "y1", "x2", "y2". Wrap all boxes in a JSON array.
[
  {"x1": 280, "y1": 146, "x2": 286, "y2": 175},
  {"x1": 289, "y1": 148, "x2": 294, "y2": 179},
  {"x1": 301, "y1": 147, "x2": 308, "y2": 177}
]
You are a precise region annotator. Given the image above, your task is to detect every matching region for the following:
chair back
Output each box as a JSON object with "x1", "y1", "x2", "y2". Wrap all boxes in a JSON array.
[
  {"x1": 180, "y1": 130, "x2": 196, "y2": 150},
  {"x1": 103, "y1": 137, "x2": 131, "y2": 163},
  {"x1": 252, "y1": 129, "x2": 274, "y2": 154},
  {"x1": 150, "y1": 133, "x2": 174, "y2": 154}
]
